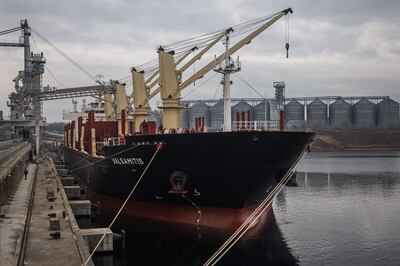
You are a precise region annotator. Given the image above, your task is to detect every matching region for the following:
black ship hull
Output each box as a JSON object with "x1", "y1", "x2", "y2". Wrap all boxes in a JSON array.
[{"x1": 64, "y1": 131, "x2": 314, "y2": 231}]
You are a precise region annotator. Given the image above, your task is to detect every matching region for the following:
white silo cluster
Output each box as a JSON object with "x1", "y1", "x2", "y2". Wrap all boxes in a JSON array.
[
  {"x1": 283, "y1": 97, "x2": 400, "y2": 129},
  {"x1": 178, "y1": 96, "x2": 400, "y2": 130}
]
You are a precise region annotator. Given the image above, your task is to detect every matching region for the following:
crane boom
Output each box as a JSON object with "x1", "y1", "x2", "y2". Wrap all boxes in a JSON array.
[
  {"x1": 145, "y1": 47, "x2": 195, "y2": 86},
  {"x1": 146, "y1": 31, "x2": 228, "y2": 100},
  {"x1": 177, "y1": 30, "x2": 227, "y2": 75},
  {"x1": 147, "y1": 8, "x2": 291, "y2": 100},
  {"x1": 146, "y1": 42, "x2": 210, "y2": 90},
  {"x1": 145, "y1": 70, "x2": 160, "y2": 85},
  {"x1": 131, "y1": 45, "x2": 202, "y2": 116},
  {"x1": 178, "y1": 9, "x2": 291, "y2": 93},
  {"x1": 175, "y1": 47, "x2": 197, "y2": 65}
]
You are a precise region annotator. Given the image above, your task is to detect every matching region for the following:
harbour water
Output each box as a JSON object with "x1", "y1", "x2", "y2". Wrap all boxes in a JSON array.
[{"x1": 86, "y1": 150, "x2": 400, "y2": 266}]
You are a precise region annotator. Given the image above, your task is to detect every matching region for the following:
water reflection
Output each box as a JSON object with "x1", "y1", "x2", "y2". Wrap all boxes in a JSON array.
[
  {"x1": 83, "y1": 208, "x2": 299, "y2": 266},
  {"x1": 274, "y1": 151, "x2": 400, "y2": 266},
  {"x1": 296, "y1": 171, "x2": 400, "y2": 193},
  {"x1": 298, "y1": 151, "x2": 400, "y2": 173}
]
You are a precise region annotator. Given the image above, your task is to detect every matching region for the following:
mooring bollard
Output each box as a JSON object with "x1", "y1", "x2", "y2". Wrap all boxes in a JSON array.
[
  {"x1": 50, "y1": 231, "x2": 61, "y2": 240},
  {"x1": 49, "y1": 217, "x2": 60, "y2": 231}
]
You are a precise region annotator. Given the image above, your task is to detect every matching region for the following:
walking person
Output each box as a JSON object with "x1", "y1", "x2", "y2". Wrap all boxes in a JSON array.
[{"x1": 24, "y1": 168, "x2": 28, "y2": 180}]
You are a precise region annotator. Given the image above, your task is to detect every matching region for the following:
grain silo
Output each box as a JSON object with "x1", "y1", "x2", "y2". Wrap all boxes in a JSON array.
[
  {"x1": 329, "y1": 98, "x2": 352, "y2": 128},
  {"x1": 179, "y1": 108, "x2": 189, "y2": 128},
  {"x1": 189, "y1": 102, "x2": 210, "y2": 128},
  {"x1": 284, "y1": 100, "x2": 304, "y2": 122},
  {"x1": 353, "y1": 98, "x2": 376, "y2": 128},
  {"x1": 377, "y1": 98, "x2": 400, "y2": 128},
  {"x1": 210, "y1": 101, "x2": 224, "y2": 129},
  {"x1": 254, "y1": 100, "x2": 270, "y2": 121},
  {"x1": 148, "y1": 109, "x2": 163, "y2": 127},
  {"x1": 307, "y1": 99, "x2": 328, "y2": 128},
  {"x1": 231, "y1": 101, "x2": 253, "y2": 126}
]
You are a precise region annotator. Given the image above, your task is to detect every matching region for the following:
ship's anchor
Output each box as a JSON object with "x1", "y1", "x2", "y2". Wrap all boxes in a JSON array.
[{"x1": 169, "y1": 171, "x2": 188, "y2": 194}]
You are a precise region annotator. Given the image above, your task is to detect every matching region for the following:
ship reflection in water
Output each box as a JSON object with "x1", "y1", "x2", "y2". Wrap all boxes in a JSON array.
[
  {"x1": 89, "y1": 208, "x2": 299, "y2": 266},
  {"x1": 80, "y1": 151, "x2": 400, "y2": 266}
]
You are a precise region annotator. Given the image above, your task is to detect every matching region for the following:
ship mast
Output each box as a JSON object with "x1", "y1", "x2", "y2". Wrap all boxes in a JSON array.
[{"x1": 214, "y1": 33, "x2": 241, "y2": 132}]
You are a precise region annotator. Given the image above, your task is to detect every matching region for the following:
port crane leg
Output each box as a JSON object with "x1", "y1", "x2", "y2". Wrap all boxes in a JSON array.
[
  {"x1": 131, "y1": 70, "x2": 150, "y2": 132},
  {"x1": 158, "y1": 50, "x2": 181, "y2": 129}
]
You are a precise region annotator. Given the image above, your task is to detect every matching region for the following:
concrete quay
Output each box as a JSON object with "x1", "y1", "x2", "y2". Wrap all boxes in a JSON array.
[
  {"x1": 63, "y1": 185, "x2": 81, "y2": 200},
  {"x1": 70, "y1": 200, "x2": 92, "y2": 217},
  {"x1": 60, "y1": 176, "x2": 75, "y2": 186},
  {"x1": 25, "y1": 156, "x2": 94, "y2": 266},
  {"x1": 0, "y1": 155, "x2": 94, "y2": 266},
  {"x1": 80, "y1": 228, "x2": 114, "y2": 252},
  {"x1": 0, "y1": 163, "x2": 36, "y2": 266}
]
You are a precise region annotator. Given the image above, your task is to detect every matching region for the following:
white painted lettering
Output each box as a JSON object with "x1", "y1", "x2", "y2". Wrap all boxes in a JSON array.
[{"x1": 111, "y1": 157, "x2": 145, "y2": 165}]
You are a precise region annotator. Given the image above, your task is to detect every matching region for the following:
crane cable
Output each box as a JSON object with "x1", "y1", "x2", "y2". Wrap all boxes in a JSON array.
[
  {"x1": 31, "y1": 28, "x2": 101, "y2": 84},
  {"x1": 285, "y1": 13, "x2": 290, "y2": 58},
  {"x1": 203, "y1": 145, "x2": 309, "y2": 266},
  {"x1": 170, "y1": 13, "x2": 277, "y2": 53},
  {"x1": 0, "y1": 26, "x2": 21, "y2": 36},
  {"x1": 163, "y1": 12, "x2": 278, "y2": 51},
  {"x1": 133, "y1": 12, "x2": 279, "y2": 74},
  {"x1": 181, "y1": 72, "x2": 218, "y2": 99},
  {"x1": 32, "y1": 30, "x2": 114, "y2": 104},
  {"x1": 83, "y1": 145, "x2": 161, "y2": 265},
  {"x1": 31, "y1": 33, "x2": 67, "y2": 88},
  {"x1": 212, "y1": 82, "x2": 222, "y2": 99},
  {"x1": 234, "y1": 73, "x2": 264, "y2": 98}
]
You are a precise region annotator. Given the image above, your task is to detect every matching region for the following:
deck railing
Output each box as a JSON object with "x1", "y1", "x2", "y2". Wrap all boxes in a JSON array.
[
  {"x1": 103, "y1": 137, "x2": 126, "y2": 146},
  {"x1": 231, "y1": 120, "x2": 279, "y2": 131}
]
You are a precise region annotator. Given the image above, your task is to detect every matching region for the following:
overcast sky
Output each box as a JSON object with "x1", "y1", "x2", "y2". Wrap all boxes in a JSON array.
[{"x1": 1, "y1": 0, "x2": 399, "y2": 122}]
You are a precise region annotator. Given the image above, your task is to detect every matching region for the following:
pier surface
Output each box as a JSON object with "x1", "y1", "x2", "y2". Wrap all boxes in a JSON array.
[
  {"x1": 0, "y1": 163, "x2": 36, "y2": 265},
  {"x1": 0, "y1": 150, "x2": 94, "y2": 266},
  {"x1": 23, "y1": 158, "x2": 85, "y2": 265}
]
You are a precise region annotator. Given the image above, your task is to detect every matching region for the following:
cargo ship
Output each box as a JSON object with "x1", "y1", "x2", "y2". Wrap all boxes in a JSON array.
[
  {"x1": 64, "y1": 116, "x2": 313, "y2": 231},
  {"x1": 60, "y1": 8, "x2": 314, "y2": 233}
]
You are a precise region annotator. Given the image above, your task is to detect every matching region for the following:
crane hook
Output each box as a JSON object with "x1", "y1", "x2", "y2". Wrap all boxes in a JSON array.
[{"x1": 285, "y1": 43, "x2": 289, "y2": 58}]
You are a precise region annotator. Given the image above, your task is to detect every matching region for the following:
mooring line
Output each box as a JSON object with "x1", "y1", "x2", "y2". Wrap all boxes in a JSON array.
[
  {"x1": 82, "y1": 145, "x2": 161, "y2": 266},
  {"x1": 204, "y1": 174, "x2": 288, "y2": 266},
  {"x1": 205, "y1": 175, "x2": 289, "y2": 266},
  {"x1": 203, "y1": 146, "x2": 309, "y2": 266}
]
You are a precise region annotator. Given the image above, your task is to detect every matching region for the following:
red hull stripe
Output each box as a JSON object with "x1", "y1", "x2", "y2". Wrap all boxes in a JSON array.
[{"x1": 89, "y1": 189, "x2": 272, "y2": 231}]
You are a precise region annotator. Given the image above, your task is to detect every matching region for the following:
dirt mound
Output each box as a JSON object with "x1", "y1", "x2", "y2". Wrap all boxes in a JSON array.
[{"x1": 311, "y1": 129, "x2": 400, "y2": 151}]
